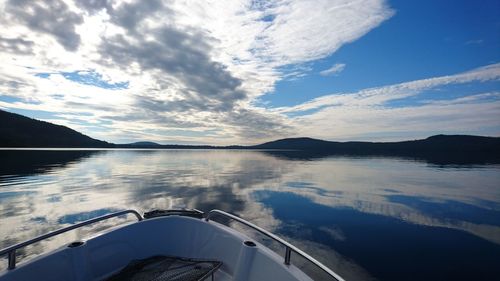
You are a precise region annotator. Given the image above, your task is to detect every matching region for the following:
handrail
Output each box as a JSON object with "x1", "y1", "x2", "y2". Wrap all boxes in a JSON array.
[
  {"x1": 205, "y1": 209, "x2": 346, "y2": 281},
  {"x1": 0, "y1": 209, "x2": 143, "y2": 270}
]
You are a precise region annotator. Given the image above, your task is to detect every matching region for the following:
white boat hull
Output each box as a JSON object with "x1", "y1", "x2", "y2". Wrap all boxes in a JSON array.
[{"x1": 0, "y1": 215, "x2": 316, "y2": 281}]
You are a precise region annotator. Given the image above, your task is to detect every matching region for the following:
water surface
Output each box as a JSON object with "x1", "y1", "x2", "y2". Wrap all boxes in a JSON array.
[{"x1": 0, "y1": 149, "x2": 499, "y2": 280}]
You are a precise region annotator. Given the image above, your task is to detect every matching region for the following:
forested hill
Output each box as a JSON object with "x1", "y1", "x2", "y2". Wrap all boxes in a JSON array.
[
  {"x1": 1, "y1": 108, "x2": 499, "y2": 165},
  {"x1": 251, "y1": 136, "x2": 500, "y2": 164},
  {"x1": 0, "y1": 109, "x2": 112, "y2": 147},
  {"x1": 252, "y1": 135, "x2": 500, "y2": 153}
]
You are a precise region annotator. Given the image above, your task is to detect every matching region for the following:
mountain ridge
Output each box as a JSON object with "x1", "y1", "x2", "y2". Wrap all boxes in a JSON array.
[
  {"x1": 122, "y1": 141, "x2": 162, "y2": 147},
  {"x1": 1, "y1": 109, "x2": 499, "y2": 165},
  {"x1": 0, "y1": 109, "x2": 112, "y2": 148}
]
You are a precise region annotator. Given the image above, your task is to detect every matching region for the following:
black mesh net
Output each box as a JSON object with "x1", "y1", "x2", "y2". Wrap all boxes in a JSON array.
[{"x1": 104, "y1": 255, "x2": 222, "y2": 281}]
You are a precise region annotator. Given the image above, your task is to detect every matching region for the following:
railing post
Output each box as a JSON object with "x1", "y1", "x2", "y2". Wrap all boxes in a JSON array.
[
  {"x1": 8, "y1": 250, "x2": 16, "y2": 270},
  {"x1": 284, "y1": 246, "x2": 291, "y2": 265}
]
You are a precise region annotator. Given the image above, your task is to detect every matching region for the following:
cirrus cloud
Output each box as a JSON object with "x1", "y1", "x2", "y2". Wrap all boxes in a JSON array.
[
  {"x1": 3, "y1": 1, "x2": 496, "y2": 144},
  {"x1": 320, "y1": 63, "x2": 346, "y2": 76},
  {"x1": 0, "y1": 0, "x2": 395, "y2": 144}
]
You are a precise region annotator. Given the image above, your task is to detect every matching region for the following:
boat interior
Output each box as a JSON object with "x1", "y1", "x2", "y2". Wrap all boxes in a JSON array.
[{"x1": 0, "y1": 209, "x2": 344, "y2": 281}]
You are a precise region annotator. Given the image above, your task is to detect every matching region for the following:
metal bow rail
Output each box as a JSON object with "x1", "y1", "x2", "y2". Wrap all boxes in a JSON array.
[
  {"x1": 1, "y1": 208, "x2": 345, "y2": 281},
  {"x1": 205, "y1": 209, "x2": 346, "y2": 281},
  {"x1": 0, "y1": 209, "x2": 143, "y2": 270}
]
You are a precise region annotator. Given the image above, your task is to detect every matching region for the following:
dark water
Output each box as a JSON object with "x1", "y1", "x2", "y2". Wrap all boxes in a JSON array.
[{"x1": 0, "y1": 149, "x2": 499, "y2": 280}]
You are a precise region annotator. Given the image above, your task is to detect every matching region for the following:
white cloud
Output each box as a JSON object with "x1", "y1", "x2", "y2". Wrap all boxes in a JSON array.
[
  {"x1": 3, "y1": 0, "x2": 498, "y2": 144},
  {"x1": 0, "y1": 0, "x2": 395, "y2": 144},
  {"x1": 320, "y1": 63, "x2": 346, "y2": 76},
  {"x1": 279, "y1": 63, "x2": 500, "y2": 141},
  {"x1": 465, "y1": 39, "x2": 483, "y2": 45},
  {"x1": 277, "y1": 63, "x2": 500, "y2": 114}
]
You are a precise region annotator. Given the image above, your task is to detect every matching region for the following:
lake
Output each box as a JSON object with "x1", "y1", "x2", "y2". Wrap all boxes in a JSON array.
[{"x1": 0, "y1": 149, "x2": 499, "y2": 280}]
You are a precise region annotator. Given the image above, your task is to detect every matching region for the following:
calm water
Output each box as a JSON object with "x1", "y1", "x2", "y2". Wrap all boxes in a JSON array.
[{"x1": 0, "y1": 149, "x2": 499, "y2": 280}]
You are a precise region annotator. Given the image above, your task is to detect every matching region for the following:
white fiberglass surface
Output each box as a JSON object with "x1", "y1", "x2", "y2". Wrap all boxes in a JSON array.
[{"x1": 0, "y1": 216, "x2": 314, "y2": 281}]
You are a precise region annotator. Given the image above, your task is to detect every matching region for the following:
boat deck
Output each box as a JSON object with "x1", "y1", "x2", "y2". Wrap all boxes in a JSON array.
[{"x1": 0, "y1": 209, "x2": 344, "y2": 281}]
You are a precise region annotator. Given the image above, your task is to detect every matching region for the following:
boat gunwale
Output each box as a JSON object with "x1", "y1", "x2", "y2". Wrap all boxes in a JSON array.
[
  {"x1": 0, "y1": 209, "x2": 143, "y2": 270},
  {"x1": 0, "y1": 208, "x2": 345, "y2": 281},
  {"x1": 205, "y1": 209, "x2": 345, "y2": 281}
]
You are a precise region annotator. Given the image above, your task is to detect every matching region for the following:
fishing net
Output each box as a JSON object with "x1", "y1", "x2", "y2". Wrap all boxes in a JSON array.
[{"x1": 104, "y1": 255, "x2": 222, "y2": 281}]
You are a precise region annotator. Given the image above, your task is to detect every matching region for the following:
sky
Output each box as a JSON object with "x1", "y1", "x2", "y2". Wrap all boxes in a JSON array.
[{"x1": 0, "y1": 0, "x2": 499, "y2": 145}]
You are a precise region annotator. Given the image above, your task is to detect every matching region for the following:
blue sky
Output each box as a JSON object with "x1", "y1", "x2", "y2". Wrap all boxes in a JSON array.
[
  {"x1": 263, "y1": 0, "x2": 500, "y2": 106},
  {"x1": 0, "y1": 0, "x2": 499, "y2": 144}
]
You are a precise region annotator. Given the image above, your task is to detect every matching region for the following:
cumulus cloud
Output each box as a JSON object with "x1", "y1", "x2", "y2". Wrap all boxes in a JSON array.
[
  {"x1": 320, "y1": 63, "x2": 346, "y2": 76},
  {"x1": 4, "y1": 0, "x2": 83, "y2": 51},
  {"x1": 6, "y1": 1, "x2": 497, "y2": 144},
  {"x1": 99, "y1": 28, "x2": 245, "y2": 112},
  {"x1": 0, "y1": 0, "x2": 397, "y2": 144},
  {"x1": 75, "y1": 0, "x2": 113, "y2": 15},
  {"x1": 0, "y1": 36, "x2": 34, "y2": 55}
]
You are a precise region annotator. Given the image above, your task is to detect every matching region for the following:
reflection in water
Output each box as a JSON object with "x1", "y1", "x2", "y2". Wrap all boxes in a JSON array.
[{"x1": 0, "y1": 149, "x2": 499, "y2": 280}]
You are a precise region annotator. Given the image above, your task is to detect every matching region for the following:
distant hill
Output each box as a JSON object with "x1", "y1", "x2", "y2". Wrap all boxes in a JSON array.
[
  {"x1": 1, "y1": 109, "x2": 499, "y2": 164},
  {"x1": 0, "y1": 109, "x2": 112, "y2": 148},
  {"x1": 253, "y1": 135, "x2": 500, "y2": 164},
  {"x1": 252, "y1": 135, "x2": 500, "y2": 153},
  {"x1": 252, "y1": 137, "x2": 335, "y2": 150},
  {"x1": 121, "y1": 141, "x2": 162, "y2": 147}
]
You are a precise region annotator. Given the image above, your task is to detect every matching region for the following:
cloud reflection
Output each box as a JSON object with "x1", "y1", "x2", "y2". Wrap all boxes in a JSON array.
[{"x1": 0, "y1": 149, "x2": 499, "y2": 279}]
